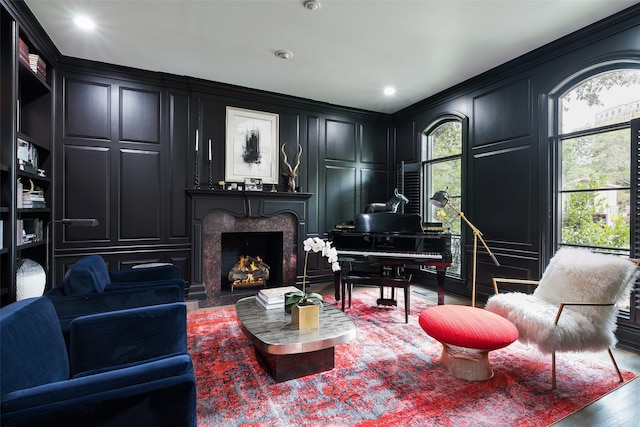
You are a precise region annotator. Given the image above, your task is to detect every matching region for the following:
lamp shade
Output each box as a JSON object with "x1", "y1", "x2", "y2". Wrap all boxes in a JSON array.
[{"x1": 430, "y1": 190, "x2": 449, "y2": 208}]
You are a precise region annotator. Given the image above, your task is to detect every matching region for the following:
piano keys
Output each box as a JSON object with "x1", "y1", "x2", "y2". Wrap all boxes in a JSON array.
[{"x1": 330, "y1": 212, "x2": 452, "y2": 305}]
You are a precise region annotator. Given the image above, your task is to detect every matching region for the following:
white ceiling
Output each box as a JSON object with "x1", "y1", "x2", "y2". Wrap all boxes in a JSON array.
[{"x1": 24, "y1": 0, "x2": 639, "y2": 114}]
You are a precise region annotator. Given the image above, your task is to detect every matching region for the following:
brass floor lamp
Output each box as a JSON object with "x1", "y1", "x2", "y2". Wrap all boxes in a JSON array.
[{"x1": 430, "y1": 190, "x2": 499, "y2": 307}]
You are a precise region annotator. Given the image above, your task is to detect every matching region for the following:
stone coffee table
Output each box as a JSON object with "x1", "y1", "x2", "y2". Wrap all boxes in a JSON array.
[{"x1": 236, "y1": 296, "x2": 356, "y2": 382}]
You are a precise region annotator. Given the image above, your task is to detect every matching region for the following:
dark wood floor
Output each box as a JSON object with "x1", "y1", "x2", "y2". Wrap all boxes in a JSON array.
[{"x1": 316, "y1": 282, "x2": 640, "y2": 427}]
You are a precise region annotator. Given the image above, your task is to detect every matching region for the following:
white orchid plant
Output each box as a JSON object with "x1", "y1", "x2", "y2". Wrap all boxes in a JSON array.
[{"x1": 285, "y1": 237, "x2": 341, "y2": 312}]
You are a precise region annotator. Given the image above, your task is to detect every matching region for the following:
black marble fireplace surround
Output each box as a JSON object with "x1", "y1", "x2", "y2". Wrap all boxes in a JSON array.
[{"x1": 188, "y1": 190, "x2": 312, "y2": 307}]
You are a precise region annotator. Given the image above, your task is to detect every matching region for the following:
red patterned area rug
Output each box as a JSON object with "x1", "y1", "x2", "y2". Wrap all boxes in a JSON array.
[{"x1": 187, "y1": 289, "x2": 637, "y2": 426}]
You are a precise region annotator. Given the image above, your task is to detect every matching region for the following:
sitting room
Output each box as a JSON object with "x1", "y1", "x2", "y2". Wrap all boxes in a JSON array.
[{"x1": 1, "y1": 1, "x2": 640, "y2": 426}]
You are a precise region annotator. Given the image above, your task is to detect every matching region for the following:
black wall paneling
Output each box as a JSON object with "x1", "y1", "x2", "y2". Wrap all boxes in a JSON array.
[
  {"x1": 472, "y1": 78, "x2": 532, "y2": 147},
  {"x1": 391, "y1": 3, "x2": 640, "y2": 349},
  {"x1": 471, "y1": 144, "x2": 534, "y2": 245},
  {"x1": 64, "y1": 79, "x2": 110, "y2": 140},
  {"x1": 119, "y1": 148, "x2": 161, "y2": 240},
  {"x1": 395, "y1": 121, "x2": 416, "y2": 162},
  {"x1": 324, "y1": 165, "x2": 357, "y2": 229},
  {"x1": 120, "y1": 87, "x2": 161, "y2": 143},
  {"x1": 325, "y1": 118, "x2": 357, "y2": 162},
  {"x1": 62, "y1": 145, "x2": 110, "y2": 243},
  {"x1": 167, "y1": 89, "x2": 190, "y2": 240},
  {"x1": 54, "y1": 70, "x2": 190, "y2": 285}
]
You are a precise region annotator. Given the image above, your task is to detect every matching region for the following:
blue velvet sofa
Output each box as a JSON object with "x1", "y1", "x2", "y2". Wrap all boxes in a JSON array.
[
  {"x1": 0, "y1": 297, "x2": 196, "y2": 426},
  {"x1": 45, "y1": 255, "x2": 186, "y2": 338}
]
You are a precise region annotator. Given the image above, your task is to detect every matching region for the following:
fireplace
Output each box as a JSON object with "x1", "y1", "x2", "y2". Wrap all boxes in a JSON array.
[
  {"x1": 222, "y1": 231, "x2": 283, "y2": 291},
  {"x1": 188, "y1": 190, "x2": 312, "y2": 306}
]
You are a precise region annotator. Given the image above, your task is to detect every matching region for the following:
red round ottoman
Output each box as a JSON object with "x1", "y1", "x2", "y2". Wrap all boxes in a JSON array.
[{"x1": 419, "y1": 305, "x2": 518, "y2": 381}]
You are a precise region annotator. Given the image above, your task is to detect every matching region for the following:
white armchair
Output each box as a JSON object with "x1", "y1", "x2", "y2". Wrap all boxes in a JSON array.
[{"x1": 486, "y1": 247, "x2": 639, "y2": 389}]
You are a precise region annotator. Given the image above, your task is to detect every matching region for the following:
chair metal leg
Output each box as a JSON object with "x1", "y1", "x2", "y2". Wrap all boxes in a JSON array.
[
  {"x1": 551, "y1": 352, "x2": 557, "y2": 390},
  {"x1": 607, "y1": 348, "x2": 624, "y2": 383}
]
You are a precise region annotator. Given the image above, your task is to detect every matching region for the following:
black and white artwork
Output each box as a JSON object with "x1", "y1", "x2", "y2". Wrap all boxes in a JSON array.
[{"x1": 225, "y1": 107, "x2": 279, "y2": 184}]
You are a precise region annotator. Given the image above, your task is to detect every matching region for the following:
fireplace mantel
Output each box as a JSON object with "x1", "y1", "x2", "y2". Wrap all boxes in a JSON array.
[
  {"x1": 187, "y1": 190, "x2": 313, "y2": 303},
  {"x1": 188, "y1": 189, "x2": 313, "y2": 220}
]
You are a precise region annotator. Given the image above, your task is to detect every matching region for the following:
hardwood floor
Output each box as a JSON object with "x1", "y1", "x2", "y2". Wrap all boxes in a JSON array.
[{"x1": 316, "y1": 282, "x2": 639, "y2": 426}]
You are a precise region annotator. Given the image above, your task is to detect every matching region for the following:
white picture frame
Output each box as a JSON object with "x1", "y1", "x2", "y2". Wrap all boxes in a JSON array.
[{"x1": 225, "y1": 106, "x2": 279, "y2": 184}]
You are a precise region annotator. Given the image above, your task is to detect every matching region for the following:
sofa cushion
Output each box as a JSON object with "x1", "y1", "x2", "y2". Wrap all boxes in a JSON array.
[
  {"x1": 0, "y1": 297, "x2": 70, "y2": 396},
  {"x1": 62, "y1": 255, "x2": 110, "y2": 295}
]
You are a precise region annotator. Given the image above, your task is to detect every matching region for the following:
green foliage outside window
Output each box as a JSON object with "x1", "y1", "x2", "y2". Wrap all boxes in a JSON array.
[{"x1": 559, "y1": 70, "x2": 637, "y2": 254}]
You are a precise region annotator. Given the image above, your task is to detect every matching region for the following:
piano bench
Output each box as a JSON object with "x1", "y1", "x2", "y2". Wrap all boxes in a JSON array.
[{"x1": 342, "y1": 271, "x2": 412, "y2": 323}]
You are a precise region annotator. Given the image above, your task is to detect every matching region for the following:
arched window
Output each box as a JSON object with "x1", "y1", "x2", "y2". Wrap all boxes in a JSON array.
[
  {"x1": 552, "y1": 66, "x2": 640, "y2": 315},
  {"x1": 421, "y1": 117, "x2": 464, "y2": 276}
]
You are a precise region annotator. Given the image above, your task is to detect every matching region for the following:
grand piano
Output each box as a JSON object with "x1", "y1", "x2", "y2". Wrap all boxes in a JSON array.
[{"x1": 329, "y1": 212, "x2": 452, "y2": 305}]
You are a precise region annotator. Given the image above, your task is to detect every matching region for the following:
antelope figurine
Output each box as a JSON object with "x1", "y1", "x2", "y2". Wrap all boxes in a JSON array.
[
  {"x1": 365, "y1": 188, "x2": 409, "y2": 213},
  {"x1": 281, "y1": 143, "x2": 302, "y2": 192}
]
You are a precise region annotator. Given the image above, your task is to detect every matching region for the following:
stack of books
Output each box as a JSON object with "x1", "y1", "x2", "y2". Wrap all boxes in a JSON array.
[
  {"x1": 28, "y1": 53, "x2": 46, "y2": 79},
  {"x1": 23, "y1": 189, "x2": 45, "y2": 209},
  {"x1": 255, "y1": 286, "x2": 300, "y2": 310}
]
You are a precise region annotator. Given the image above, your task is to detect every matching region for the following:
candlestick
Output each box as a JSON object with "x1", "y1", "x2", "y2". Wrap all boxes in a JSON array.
[
  {"x1": 208, "y1": 159, "x2": 214, "y2": 189},
  {"x1": 194, "y1": 150, "x2": 200, "y2": 189},
  {"x1": 195, "y1": 129, "x2": 198, "y2": 152},
  {"x1": 208, "y1": 138, "x2": 212, "y2": 161}
]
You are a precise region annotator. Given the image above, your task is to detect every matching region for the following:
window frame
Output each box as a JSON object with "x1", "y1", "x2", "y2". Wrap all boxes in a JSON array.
[
  {"x1": 549, "y1": 63, "x2": 639, "y2": 321},
  {"x1": 420, "y1": 115, "x2": 466, "y2": 278}
]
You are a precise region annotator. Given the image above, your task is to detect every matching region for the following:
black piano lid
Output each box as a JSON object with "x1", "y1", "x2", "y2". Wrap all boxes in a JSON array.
[{"x1": 355, "y1": 213, "x2": 423, "y2": 234}]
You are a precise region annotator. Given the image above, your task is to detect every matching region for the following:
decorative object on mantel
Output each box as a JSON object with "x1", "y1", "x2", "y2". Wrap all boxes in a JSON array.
[
  {"x1": 271, "y1": 184, "x2": 277, "y2": 192},
  {"x1": 194, "y1": 129, "x2": 200, "y2": 189},
  {"x1": 208, "y1": 138, "x2": 214, "y2": 189},
  {"x1": 244, "y1": 177, "x2": 263, "y2": 191},
  {"x1": 281, "y1": 142, "x2": 302, "y2": 192},
  {"x1": 286, "y1": 237, "x2": 341, "y2": 329}
]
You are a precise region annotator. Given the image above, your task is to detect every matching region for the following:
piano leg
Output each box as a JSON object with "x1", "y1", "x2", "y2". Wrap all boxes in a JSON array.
[{"x1": 436, "y1": 266, "x2": 446, "y2": 305}]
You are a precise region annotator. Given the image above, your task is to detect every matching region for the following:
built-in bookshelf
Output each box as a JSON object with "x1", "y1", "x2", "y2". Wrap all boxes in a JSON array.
[{"x1": 0, "y1": 3, "x2": 53, "y2": 306}]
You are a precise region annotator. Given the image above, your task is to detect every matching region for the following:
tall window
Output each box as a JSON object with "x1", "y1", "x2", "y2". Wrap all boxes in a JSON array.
[
  {"x1": 555, "y1": 68, "x2": 640, "y2": 313},
  {"x1": 422, "y1": 118, "x2": 463, "y2": 276}
]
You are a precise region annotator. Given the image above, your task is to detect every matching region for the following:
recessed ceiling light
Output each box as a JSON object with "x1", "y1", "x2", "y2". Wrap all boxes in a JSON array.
[
  {"x1": 275, "y1": 49, "x2": 294, "y2": 60},
  {"x1": 73, "y1": 15, "x2": 96, "y2": 30},
  {"x1": 304, "y1": 1, "x2": 321, "y2": 11},
  {"x1": 384, "y1": 87, "x2": 396, "y2": 96}
]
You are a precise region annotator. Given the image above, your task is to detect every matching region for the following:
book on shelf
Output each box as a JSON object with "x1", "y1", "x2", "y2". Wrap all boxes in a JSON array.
[
  {"x1": 21, "y1": 189, "x2": 46, "y2": 209},
  {"x1": 19, "y1": 38, "x2": 29, "y2": 66},
  {"x1": 28, "y1": 54, "x2": 46, "y2": 79}
]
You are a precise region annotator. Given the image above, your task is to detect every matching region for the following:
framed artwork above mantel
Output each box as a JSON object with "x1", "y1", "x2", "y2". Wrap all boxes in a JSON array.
[{"x1": 225, "y1": 106, "x2": 279, "y2": 184}]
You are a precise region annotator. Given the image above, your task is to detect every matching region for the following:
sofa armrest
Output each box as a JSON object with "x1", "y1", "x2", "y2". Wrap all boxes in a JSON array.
[
  {"x1": 69, "y1": 303, "x2": 187, "y2": 376},
  {"x1": 1, "y1": 354, "x2": 195, "y2": 426}
]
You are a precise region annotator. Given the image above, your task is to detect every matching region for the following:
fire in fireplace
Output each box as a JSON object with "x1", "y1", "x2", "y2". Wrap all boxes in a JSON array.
[
  {"x1": 221, "y1": 231, "x2": 283, "y2": 293},
  {"x1": 228, "y1": 255, "x2": 270, "y2": 291}
]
